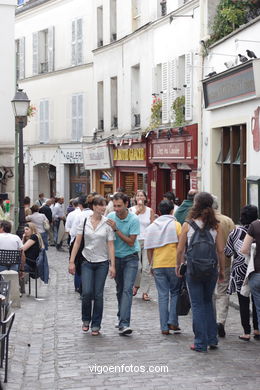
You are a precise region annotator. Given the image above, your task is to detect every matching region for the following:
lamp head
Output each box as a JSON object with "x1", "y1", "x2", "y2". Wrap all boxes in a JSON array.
[{"x1": 11, "y1": 89, "x2": 30, "y2": 118}]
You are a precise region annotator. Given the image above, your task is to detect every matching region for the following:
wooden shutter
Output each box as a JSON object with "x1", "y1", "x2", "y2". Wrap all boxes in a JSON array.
[
  {"x1": 185, "y1": 52, "x2": 193, "y2": 121},
  {"x1": 77, "y1": 94, "x2": 83, "y2": 140},
  {"x1": 77, "y1": 18, "x2": 83, "y2": 65},
  {"x1": 72, "y1": 95, "x2": 77, "y2": 140},
  {"x1": 39, "y1": 100, "x2": 45, "y2": 142},
  {"x1": 71, "y1": 20, "x2": 76, "y2": 66},
  {"x1": 161, "y1": 62, "x2": 169, "y2": 124},
  {"x1": 19, "y1": 37, "x2": 25, "y2": 79},
  {"x1": 48, "y1": 26, "x2": 55, "y2": 72},
  {"x1": 44, "y1": 100, "x2": 49, "y2": 143},
  {"x1": 32, "y1": 32, "x2": 39, "y2": 75},
  {"x1": 169, "y1": 58, "x2": 177, "y2": 122}
]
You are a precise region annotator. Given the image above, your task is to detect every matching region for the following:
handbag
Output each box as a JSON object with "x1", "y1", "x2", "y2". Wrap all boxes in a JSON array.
[
  {"x1": 43, "y1": 219, "x2": 50, "y2": 231},
  {"x1": 73, "y1": 218, "x2": 87, "y2": 276},
  {"x1": 177, "y1": 279, "x2": 191, "y2": 316}
]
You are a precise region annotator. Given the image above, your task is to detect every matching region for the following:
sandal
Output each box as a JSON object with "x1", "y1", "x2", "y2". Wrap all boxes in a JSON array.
[
  {"x1": 142, "y1": 293, "x2": 151, "y2": 301},
  {"x1": 239, "y1": 335, "x2": 250, "y2": 341},
  {"x1": 133, "y1": 286, "x2": 139, "y2": 296},
  {"x1": 82, "y1": 322, "x2": 89, "y2": 333},
  {"x1": 91, "y1": 330, "x2": 100, "y2": 336}
]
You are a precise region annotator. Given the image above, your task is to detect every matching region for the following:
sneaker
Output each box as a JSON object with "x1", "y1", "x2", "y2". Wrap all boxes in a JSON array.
[
  {"x1": 115, "y1": 323, "x2": 119, "y2": 328},
  {"x1": 119, "y1": 327, "x2": 133, "y2": 335},
  {"x1": 217, "y1": 323, "x2": 226, "y2": 338},
  {"x1": 209, "y1": 345, "x2": 218, "y2": 350}
]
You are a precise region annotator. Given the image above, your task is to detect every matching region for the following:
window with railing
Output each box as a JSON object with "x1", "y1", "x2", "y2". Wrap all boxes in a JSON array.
[{"x1": 32, "y1": 27, "x2": 54, "y2": 75}]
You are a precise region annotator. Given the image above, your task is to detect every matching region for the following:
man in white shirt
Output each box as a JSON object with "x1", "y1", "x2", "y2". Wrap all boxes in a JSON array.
[
  {"x1": 65, "y1": 199, "x2": 81, "y2": 245},
  {"x1": 52, "y1": 197, "x2": 65, "y2": 249},
  {"x1": 0, "y1": 220, "x2": 22, "y2": 271}
]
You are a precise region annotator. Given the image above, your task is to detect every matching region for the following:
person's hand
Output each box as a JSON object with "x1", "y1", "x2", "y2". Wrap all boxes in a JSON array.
[
  {"x1": 218, "y1": 270, "x2": 224, "y2": 283},
  {"x1": 68, "y1": 262, "x2": 75, "y2": 275},
  {"x1": 109, "y1": 265, "x2": 116, "y2": 279},
  {"x1": 106, "y1": 219, "x2": 117, "y2": 231},
  {"x1": 175, "y1": 265, "x2": 183, "y2": 278}
]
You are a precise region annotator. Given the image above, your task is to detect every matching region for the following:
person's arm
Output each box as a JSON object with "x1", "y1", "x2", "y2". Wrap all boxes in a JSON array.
[
  {"x1": 108, "y1": 240, "x2": 116, "y2": 278},
  {"x1": 241, "y1": 233, "x2": 254, "y2": 255},
  {"x1": 22, "y1": 238, "x2": 36, "y2": 252},
  {"x1": 106, "y1": 219, "x2": 138, "y2": 247},
  {"x1": 147, "y1": 248, "x2": 154, "y2": 265},
  {"x1": 215, "y1": 225, "x2": 225, "y2": 283},
  {"x1": 176, "y1": 222, "x2": 189, "y2": 277},
  {"x1": 68, "y1": 234, "x2": 82, "y2": 275},
  {"x1": 150, "y1": 208, "x2": 155, "y2": 223}
]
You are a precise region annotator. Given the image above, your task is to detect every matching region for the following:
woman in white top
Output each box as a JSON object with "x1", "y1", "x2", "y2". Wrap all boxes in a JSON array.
[
  {"x1": 176, "y1": 192, "x2": 225, "y2": 352},
  {"x1": 69, "y1": 196, "x2": 116, "y2": 336},
  {"x1": 130, "y1": 190, "x2": 155, "y2": 301},
  {"x1": 26, "y1": 204, "x2": 49, "y2": 250}
]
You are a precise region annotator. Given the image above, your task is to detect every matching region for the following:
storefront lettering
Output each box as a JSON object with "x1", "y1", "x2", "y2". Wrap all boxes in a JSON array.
[
  {"x1": 113, "y1": 148, "x2": 145, "y2": 161},
  {"x1": 89, "y1": 151, "x2": 104, "y2": 160},
  {"x1": 65, "y1": 151, "x2": 83, "y2": 161},
  {"x1": 153, "y1": 143, "x2": 185, "y2": 159}
]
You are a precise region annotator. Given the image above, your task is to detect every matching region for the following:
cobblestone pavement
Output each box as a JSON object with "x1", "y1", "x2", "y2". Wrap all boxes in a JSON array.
[{"x1": 3, "y1": 247, "x2": 260, "y2": 390}]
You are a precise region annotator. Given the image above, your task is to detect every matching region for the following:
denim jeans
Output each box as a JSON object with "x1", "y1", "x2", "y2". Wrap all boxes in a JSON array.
[
  {"x1": 249, "y1": 272, "x2": 260, "y2": 331},
  {"x1": 53, "y1": 220, "x2": 60, "y2": 245},
  {"x1": 187, "y1": 273, "x2": 218, "y2": 351},
  {"x1": 41, "y1": 232, "x2": 48, "y2": 251},
  {"x1": 115, "y1": 252, "x2": 139, "y2": 328},
  {"x1": 153, "y1": 267, "x2": 181, "y2": 331},
  {"x1": 0, "y1": 265, "x2": 19, "y2": 272},
  {"x1": 81, "y1": 260, "x2": 109, "y2": 330}
]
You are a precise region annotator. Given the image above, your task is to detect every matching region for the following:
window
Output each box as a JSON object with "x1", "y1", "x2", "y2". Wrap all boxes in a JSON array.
[
  {"x1": 131, "y1": 64, "x2": 140, "y2": 129},
  {"x1": 111, "y1": 77, "x2": 118, "y2": 129},
  {"x1": 216, "y1": 125, "x2": 246, "y2": 223},
  {"x1": 32, "y1": 27, "x2": 54, "y2": 75},
  {"x1": 132, "y1": 0, "x2": 141, "y2": 31},
  {"x1": 98, "y1": 82, "x2": 104, "y2": 130},
  {"x1": 15, "y1": 37, "x2": 25, "y2": 80},
  {"x1": 110, "y1": 0, "x2": 117, "y2": 42},
  {"x1": 72, "y1": 94, "x2": 83, "y2": 141},
  {"x1": 39, "y1": 100, "x2": 49, "y2": 143},
  {"x1": 72, "y1": 18, "x2": 83, "y2": 66},
  {"x1": 97, "y1": 7, "x2": 103, "y2": 47}
]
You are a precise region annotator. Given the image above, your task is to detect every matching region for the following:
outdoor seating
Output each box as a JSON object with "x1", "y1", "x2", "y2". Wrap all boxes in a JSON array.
[
  {"x1": 0, "y1": 250, "x2": 21, "y2": 308},
  {"x1": 24, "y1": 258, "x2": 39, "y2": 298},
  {"x1": 0, "y1": 311, "x2": 15, "y2": 383}
]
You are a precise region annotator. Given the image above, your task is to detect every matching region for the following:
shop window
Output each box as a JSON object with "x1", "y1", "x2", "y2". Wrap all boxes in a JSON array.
[
  {"x1": 110, "y1": 0, "x2": 117, "y2": 42},
  {"x1": 216, "y1": 125, "x2": 246, "y2": 223},
  {"x1": 69, "y1": 164, "x2": 90, "y2": 198}
]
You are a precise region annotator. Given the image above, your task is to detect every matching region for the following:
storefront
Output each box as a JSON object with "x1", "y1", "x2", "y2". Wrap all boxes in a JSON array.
[
  {"x1": 113, "y1": 140, "x2": 150, "y2": 198},
  {"x1": 147, "y1": 124, "x2": 198, "y2": 211},
  {"x1": 82, "y1": 142, "x2": 114, "y2": 197}
]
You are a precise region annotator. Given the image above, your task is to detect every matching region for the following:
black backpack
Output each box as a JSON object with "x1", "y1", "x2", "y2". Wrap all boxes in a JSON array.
[{"x1": 186, "y1": 220, "x2": 218, "y2": 281}]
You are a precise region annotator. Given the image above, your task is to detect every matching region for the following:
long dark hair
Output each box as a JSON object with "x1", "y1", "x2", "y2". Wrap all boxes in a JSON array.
[{"x1": 188, "y1": 192, "x2": 219, "y2": 229}]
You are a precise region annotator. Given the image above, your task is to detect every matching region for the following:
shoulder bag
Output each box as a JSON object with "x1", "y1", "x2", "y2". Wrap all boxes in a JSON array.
[{"x1": 73, "y1": 218, "x2": 87, "y2": 276}]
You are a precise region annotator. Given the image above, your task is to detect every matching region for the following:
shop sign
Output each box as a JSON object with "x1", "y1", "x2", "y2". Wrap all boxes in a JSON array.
[
  {"x1": 113, "y1": 148, "x2": 145, "y2": 161},
  {"x1": 203, "y1": 61, "x2": 259, "y2": 109},
  {"x1": 153, "y1": 143, "x2": 185, "y2": 159},
  {"x1": 60, "y1": 149, "x2": 83, "y2": 163},
  {"x1": 82, "y1": 143, "x2": 111, "y2": 169}
]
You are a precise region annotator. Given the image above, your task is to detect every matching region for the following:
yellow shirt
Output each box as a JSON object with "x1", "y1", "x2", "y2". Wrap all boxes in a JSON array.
[{"x1": 152, "y1": 221, "x2": 181, "y2": 268}]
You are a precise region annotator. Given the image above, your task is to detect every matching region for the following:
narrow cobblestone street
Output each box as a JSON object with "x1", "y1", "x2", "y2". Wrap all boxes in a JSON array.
[{"x1": 3, "y1": 247, "x2": 260, "y2": 390}]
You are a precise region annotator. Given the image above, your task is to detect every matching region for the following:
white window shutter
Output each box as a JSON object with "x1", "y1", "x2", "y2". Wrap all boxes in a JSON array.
[
  {"x1": 185, "y1": 52, "x2": 193, "y2": 121},
  {"x1": 77, "y1": 94, "x2": 83, "y2": 140},
  {"x1": 77, "y1": 18, "x2": 83, "y2": 65},
  {"x1": 161, "y1": 62, "x2": 169, "y2": 124},
  {"x1": 169, "y1": 58, "x2": 177, "y2": 122},
  {"x1": 32, "y1": 32, "x2": 39, "y2": 75},
  {"x1": 72, "y1": 95, "x2": 77, "y2": 140},
  {"x1": 48, "y1": 26, "x2": 55, "y2": 72},
  {"x1": 71, "y1": 20, "x2": 76, "y2": 66},
  {"x1": 44, "y1": 100, "x2": 49, "y2": 143},
  {"x1": 39, "y1": 101, "x2": 44, "y2": 142},
  {"x1": 19, "y1": 37, "x2": 25, "y2": 79},
  {"x1": 152, "y1": 67, "x2": 157, "y2": 95}
]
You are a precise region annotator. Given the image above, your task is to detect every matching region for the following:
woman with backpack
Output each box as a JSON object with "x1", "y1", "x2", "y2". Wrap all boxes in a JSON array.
[{"x1": 176, "y1": 192, "x2": 225, "y2": 352}]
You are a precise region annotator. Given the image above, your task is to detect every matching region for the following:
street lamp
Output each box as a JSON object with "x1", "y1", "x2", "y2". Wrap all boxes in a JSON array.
[{"x1": 11, "y1": 89, "x2": 30, "y2": 238}]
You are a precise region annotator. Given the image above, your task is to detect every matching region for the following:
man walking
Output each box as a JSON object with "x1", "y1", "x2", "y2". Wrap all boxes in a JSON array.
[
  {"x1": 107, "y1": 192, "x2": 140, "y2": 335},
  {"x1": 174, "y1": 190, "x2": 197, "y2": 225},
  {"x1": 52, "y1": 197, "x2": 65, "y2": 250}
]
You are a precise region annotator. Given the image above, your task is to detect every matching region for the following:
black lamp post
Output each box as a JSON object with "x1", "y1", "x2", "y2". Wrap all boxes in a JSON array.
[{"x1": 11, "y1": 89, "x2": 30, "y2": 238}]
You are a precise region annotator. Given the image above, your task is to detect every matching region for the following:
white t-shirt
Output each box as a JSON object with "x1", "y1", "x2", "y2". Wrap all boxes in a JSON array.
[{"x1": 0, "y1": 233, "x2": 23, "y2": 250}]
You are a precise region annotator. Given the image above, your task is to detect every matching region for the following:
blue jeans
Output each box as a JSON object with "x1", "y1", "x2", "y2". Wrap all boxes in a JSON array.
[
  {"x1": 53, "y1": 220, "x2": 60, "y2": 245},
  {"x1": 41, "y1": 232, "x2": 48, "y2": 251},
  {"x1": 115, "y1": 253, "x2": 139, "y2": 328},
  {"x1": 81, "y1": 260, "x2": 109, "y2": 330},
  {"x1": 249, "y1": 272, "x2": 260, "y2": 331},
  {"x1": 153, "y1": 267, "x2": 181, "y2": 331},
  {"x1": 0, "y1": 265, "x2": 19, "y2": 272},
  {"x1": 187, "y1": 273, "x2": 218, "y2": 351}
]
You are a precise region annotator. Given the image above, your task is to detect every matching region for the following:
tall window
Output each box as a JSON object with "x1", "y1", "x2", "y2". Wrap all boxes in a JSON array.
[
  {"x1": 216, "y1": 125, "x2": 246, "y2": 222},
  {"x1": 15, "y1": 37, "x2": 25, "y2": 80},
  {"x1": 39, "y1": 100, "x2": 49, "y2": 143},
  {"x1": 32, "y1": 27, "x2": 54, "y2": 75},
  {"x1": 97, "y1": 7, "x2": 103, "y2": 47},
  {"x1": 111, "y1": 76, "x2": 118, "y2": 129},
  {"x1": 110, "y1": 0, "x2": 117, "y2": 42},
  {"x1": 132, "y1": 0, "x2": 141, "y2": 31},
  {"x1": 72, "y1": 18, "x2": 83, "y2": 66},
  {"x1": 72, "y1": 94, "x2": 83, "y2": 141},
  {"x1": 131, "y1": 64, "x2": 140, "y2": 129},
  {"x1": 98, "y1": 82, "x2": 104, "y2": 130}
]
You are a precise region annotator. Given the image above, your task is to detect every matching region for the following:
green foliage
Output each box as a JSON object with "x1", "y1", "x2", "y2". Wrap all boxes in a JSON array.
[
  {"x1": 147, "y1": 96, "x2": 162, "y2": 131},
  {"x1": 172, "y1": 96, "x2": 185, "y2": 127},
  {"x1": 210, "y1": 0, "x2": 260, "y2": 43}
]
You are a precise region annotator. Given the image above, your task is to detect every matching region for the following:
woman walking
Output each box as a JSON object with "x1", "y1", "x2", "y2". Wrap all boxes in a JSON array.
[
  {"x1": 130, "y1": 190, "x2": 154, "y2": 300},
  {"x1": 225, "y1": 205, "x2": 259, "y2": 341},
  {"x1": 69, "y1": 196, "x2": 116, "y2": 335},
  {"x1": 176, "y1": 192, "x2": 225, "y2": 352}
]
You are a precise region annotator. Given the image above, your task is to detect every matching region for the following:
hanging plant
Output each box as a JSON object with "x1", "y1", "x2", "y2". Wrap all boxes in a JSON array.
[
  {"x1": 172, "y1": 96, "x2": 185, "y2": 127},
  {"x1": 146, "y1": 96, "x2": 162, "y2": 132},
  {"x1": 27, "y1": 105, "x2": 37, "y2": 118}
]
